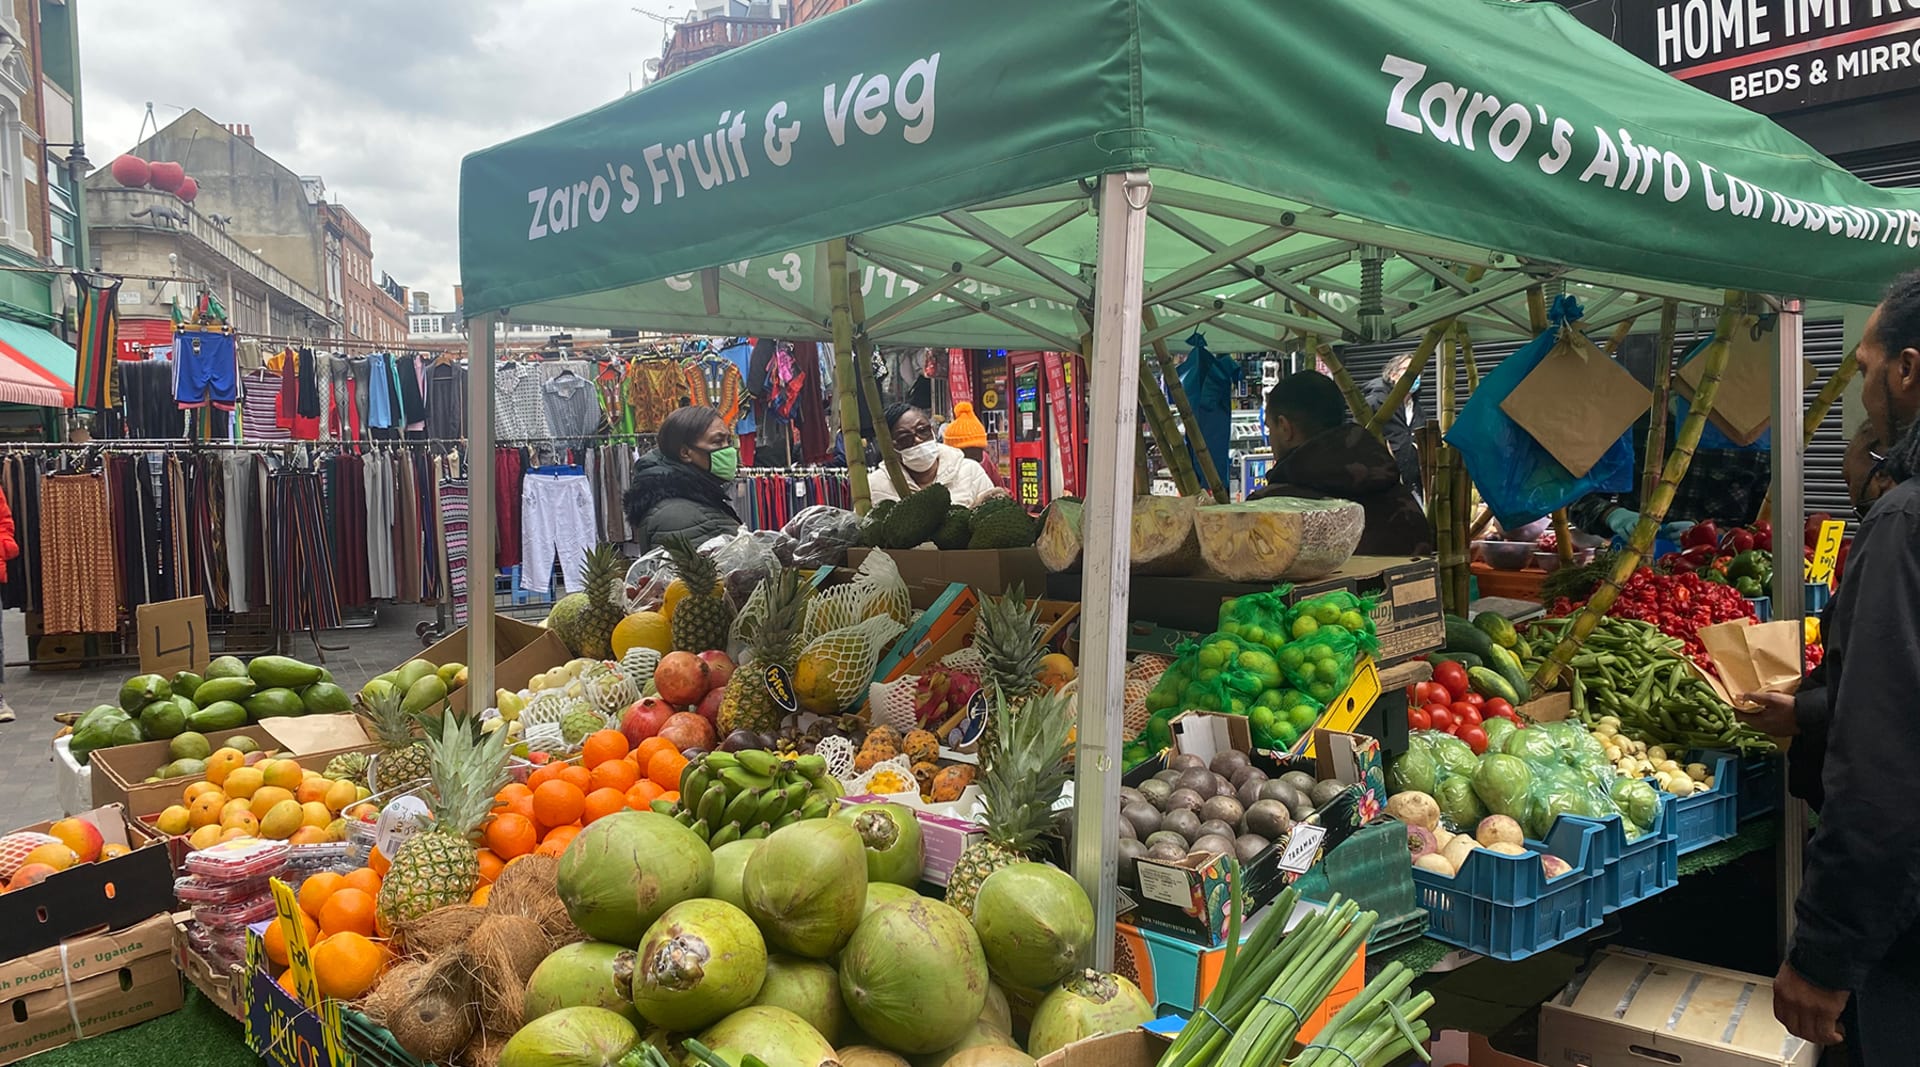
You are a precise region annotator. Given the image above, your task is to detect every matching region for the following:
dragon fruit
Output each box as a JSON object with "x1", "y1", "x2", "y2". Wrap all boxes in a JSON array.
[{"x1": 913, "y1": 667, "x2": 982, "y2": 727}]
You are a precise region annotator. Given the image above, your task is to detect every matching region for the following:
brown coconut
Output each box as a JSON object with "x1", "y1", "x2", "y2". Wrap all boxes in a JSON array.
[
  {"x1": 363, "y1": 953, "x2": 477, "y2": 1063},
  {"x1": 395, "y1": 904, "x2": 485, "y2": 957},
  {"x1": 464, "y1": 912, "x2": 553, "y2": 1034},
  {"x1": 487, "y1": 855, "x2": 582, "y2": 947},
  {"x1": 462, "y1": 1026, "x2": 507, "y2": 1067}
]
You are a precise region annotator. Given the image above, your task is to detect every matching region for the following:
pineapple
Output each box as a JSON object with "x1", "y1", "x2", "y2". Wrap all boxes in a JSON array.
[
  {"x1": 663, "y1": 537, "x2": 733, "y2": 653},
  {"x1": 971, "y1": 585, "x2": 1047, "y2": 764},
  {"x1": 549, "y1": 544, "x2": 627, "y2": 659},
  {"x1": 944, "y1": 688, "x2": 1074, "y2": 918},
  {"x1": 360, "y1": 683, "x2": 430, "y2": 793},
  {"x1": 718, "y1": 567, "x2": 810, "y2": 736},
  {"x1": 376, "y1": 711, "x2": 511, "y2": 927}
]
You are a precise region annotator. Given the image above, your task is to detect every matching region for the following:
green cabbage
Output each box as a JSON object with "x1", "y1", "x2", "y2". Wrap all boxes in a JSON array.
[
  {"x1": 1432, "y1": 734, "x2": 1481, "y2": 781},
  {"x1": 1389, "y1": 747, "x2": 1438, "y2": 797},
  {"x1": 1612, "y1": 777, "x2": 1661, "y2": 830},
  {"x1": 1435, "y1": 776, "x2": 1488, "y2": 831},
  {"x1": 1472, "y1": 754, "x2": 1533, "y2": 820}
]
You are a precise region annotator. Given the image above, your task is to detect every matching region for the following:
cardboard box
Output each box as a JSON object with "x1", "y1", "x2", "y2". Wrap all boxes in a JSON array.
[
  {"x1": 1034, "y1": 1028, "x2": 1171, "y2": 1067},
  {"x1": 0, "y1": 913, "x2": 182, "y2": 1066},
  {"x1": 1428, "y1": 1032, "x2": 1551, "y2": 1066},
  {"x1": 848, "y1": 546, "x2": 1050, "y2": 597},
  {"x1": 1537, "y1": 948, "x2": 1818, "y2": 1067},
  {"x1": 91, "y1": 714, "x2": 377, "y2": 818},
  {"x1": 28, "y1": 633, "x2": 87, "y2": 672},
  {"x1": 400, "y1": 615, "x2": 571, "y2": 715},
  {"x1": 0, "y1": 805, "x2": 175, "y2": 961}
]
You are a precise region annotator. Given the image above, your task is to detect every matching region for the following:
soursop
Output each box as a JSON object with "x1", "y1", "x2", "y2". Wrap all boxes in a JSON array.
[
  {"x1": 933, "y1": 506, "x2": 974, "y2": 550},
  {"x1": 880, "y1": 482, "x2": 950, "y2": 548}
]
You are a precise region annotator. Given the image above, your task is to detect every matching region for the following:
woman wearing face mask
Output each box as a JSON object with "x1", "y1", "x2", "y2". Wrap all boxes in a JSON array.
[
  {"x1": 868, "y1": 402, "x2": 997, "y2": 508},
  {"x1": 623, "y1": 405, "x2": 746, "y2": 550}
]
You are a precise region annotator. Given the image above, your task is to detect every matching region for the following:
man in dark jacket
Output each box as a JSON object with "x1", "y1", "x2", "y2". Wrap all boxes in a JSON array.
[
  {"x1": 1250, "y1": 371, "x2": 1432, "y2": 556},
  {"x1": 1773, "y1": 270, "x2": 1920, "y2": 1062},
  {"x1": 1362, "y1": 353, "x2": 1424, "y2": 496}
]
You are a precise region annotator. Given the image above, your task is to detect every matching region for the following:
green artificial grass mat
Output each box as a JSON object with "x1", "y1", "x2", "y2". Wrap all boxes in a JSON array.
[
  {"x1": 1677, "y1": 815, "x2": 1778, "y2": 877},
  {"x1": 28, "y1": 987, "x2": 254, "y2": 1067}
]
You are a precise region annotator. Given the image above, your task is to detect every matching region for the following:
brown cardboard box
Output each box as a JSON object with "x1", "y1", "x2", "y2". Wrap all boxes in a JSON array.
[
  {"x1": 847, "y1": 547, "x2": 1050, "y2": 597},
  {"x1": 90, "y1": 714, "x2": 377, "y2": 818},
  {"x1": 397, "y1": 615, "x2": 570, "y2": 715},
  {"x1": 1537, "y1": 948, "x2": 1818, "y2": 1067},
  {"x1": 0, "y1": 805, "x2": 174, "y2": 961},
  {"x1": 1035, "y1": 1029, "x2": 1170, "y2": 1067},
  {"x1": 0, "y1": 913, "x2": 182, "y2": 1066}
]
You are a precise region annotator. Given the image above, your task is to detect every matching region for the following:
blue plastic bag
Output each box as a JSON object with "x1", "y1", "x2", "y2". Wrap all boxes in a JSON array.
[
  {"x1": 1176, "y1": 332, "x2": 1241, "y2": 487},
  {"x1": 1445, "y1": 296, "x2": 1639, "y2": 530}
]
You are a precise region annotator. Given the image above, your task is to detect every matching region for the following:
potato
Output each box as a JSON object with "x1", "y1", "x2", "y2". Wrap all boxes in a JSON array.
[
  {"x1": 1486, "y1": 841, "x2": 1528, "y2": 856},
  {"x1": 1442, "y1": 836, "x2": 1477, "y2": 871},
  {"x1": 1415, "y1": 853, "x2": 1457, "y2": 877}
]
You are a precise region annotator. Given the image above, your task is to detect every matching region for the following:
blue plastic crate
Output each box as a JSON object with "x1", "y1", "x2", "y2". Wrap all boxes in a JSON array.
[
  {"x1": 1668, "y1": 752, "x2": 1740, "y2": 855},
  {"x1": 1738, "y1": 752, "x2": 1785, "y2": 821},
  {"x1": 1572, "y1": 797, "x2": 1679, "y2": 913},
  {"x1": 1411, "y1": 818, "x2": 1604, "y2": 961}
]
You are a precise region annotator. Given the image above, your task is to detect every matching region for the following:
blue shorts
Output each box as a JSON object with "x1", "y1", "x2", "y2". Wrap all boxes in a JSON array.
[{"x1": 174, "y1": 331, "x2": 238, "y2": 408}]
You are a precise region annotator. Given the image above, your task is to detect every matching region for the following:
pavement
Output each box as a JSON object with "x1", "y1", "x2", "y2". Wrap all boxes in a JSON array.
[{"x1": 0, "y1": 602, "x2": 444, "y2": 831}]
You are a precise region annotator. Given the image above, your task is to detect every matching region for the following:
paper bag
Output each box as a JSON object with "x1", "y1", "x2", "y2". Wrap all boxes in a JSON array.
[
  {"x1": 1675, "y1": 322, "x2": 1815, "y2": 446},
  {"x1": 1500, "y1": 325, "x2": 1650, "y2": 477},
  {"x1": 1698, "y1": 619, "x2": 1804, "y2": 710}
]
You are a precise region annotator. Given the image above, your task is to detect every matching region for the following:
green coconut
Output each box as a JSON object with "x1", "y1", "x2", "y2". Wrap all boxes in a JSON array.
[
  {"x1": 743, "y1": 819, "x2": 868, "y2": 959},
  {"x1": 837, "y1": 1048, "x2": 912, "y2": 1067},
  {"x1": 911, "y1": 1018, "x2": 1015, "y2": 1067},
  {"x1": 523, "y1": 942, "x2": 641, "y2": 1027},
  {"x1": 497, "y1": 1006, "x2": 638, "y2": 1067},
  {"x1": 1025, "y1": 971, "x2": 1154, "y2": 1060},
  {"x1": 557, "y1": 812, "x2": 713, "y2": 946},
  {"x1": 711, "y1": 839, "x2": 763, "y2": 913},
  {"x1": 697, "y1": 1005, "x2": 839, "y2": 1067},
  {"x1": 942, "y1": 1047, "x2": 1037, "y2": 1067},
  {"x1": 971, "y1": 863, "x2": 1094, "y2": 989},
  {"x1": 861, "y1": 882, "x2": 920, "y2": 921},
  {"x1": 632, "y1": 899, "x2": 768, "y2": 1032},
  {"x1": 835, "y1": 802, "x2": 926, "y2": 886},
  {"x1": 753, "y1": 955, "x2": 848, "y2": 1046},
  {"x1": 839, "y1": 898, "x2": 989, "y2": 1055}
]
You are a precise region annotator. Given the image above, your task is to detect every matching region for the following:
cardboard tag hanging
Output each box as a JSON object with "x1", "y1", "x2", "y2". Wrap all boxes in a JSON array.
[
  {"x1": 1500, "y1": 323, "x2": 1650, "y2": 477},
  {"x1": 1674, "y1": 320, "x2": 1812, "y2": 446}
]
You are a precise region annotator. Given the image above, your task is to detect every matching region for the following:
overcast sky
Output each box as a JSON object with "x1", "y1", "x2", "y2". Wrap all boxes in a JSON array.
[{"x1": 77, "y1": 0, "x2": 677, "y2": 308}]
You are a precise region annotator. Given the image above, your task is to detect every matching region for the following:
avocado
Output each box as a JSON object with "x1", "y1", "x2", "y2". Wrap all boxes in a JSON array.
[
  {"x1": 166, "y1": 758, "x2": 207, "y2": 779},
  {"x1": 245, "y1": 688, "x2": 306, "y2": 719},
  {"x1": 118, "y1": 674, "x2": 171, "y2": 713},
  {"x1": 170, "y1": 671, "x2": 204, "y2": 701},
  {"x1": 187, "y1": 701, "x2": 248, "y2": 732},
  {"x1": 169, "y1": 732, "x2": 213, "y2": 762},
  {"x1": 204, "y1": 655, "x2": 248, "y2": 681},
  {"x1": 137, "y1": 699, "x2": 186, "y2": 740},
  {"x1": 300, "y1": 682, "x2": 352, "y2": 715},
  {"x1": 247, "y1": 655, "x2": 323, "y2": 690},
  {"x1": 193, "y1": 677, "x2": 258, "y2": 707}
]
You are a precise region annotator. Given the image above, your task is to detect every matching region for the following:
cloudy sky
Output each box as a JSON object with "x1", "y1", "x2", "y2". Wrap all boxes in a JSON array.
[{"x1": 77, "y1": 0, "x2": 677, "y2": 308}]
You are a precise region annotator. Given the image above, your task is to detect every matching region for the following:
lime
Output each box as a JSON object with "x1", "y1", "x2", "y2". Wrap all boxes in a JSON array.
[
  {"x1": 1339, "y1": 610, "x2": 1369, "y2": 632},
  {"x1": 1292, "y1": 616, "x2": 1320, "y2": 640},
  {"x1": 1289, "y1": 704, "x2": 1319, "y2": 729}
]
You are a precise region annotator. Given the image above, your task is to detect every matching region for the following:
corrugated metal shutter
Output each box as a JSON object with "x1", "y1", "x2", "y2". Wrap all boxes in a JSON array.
[{"x1": 1837, "y1": 153, "x2": 1920, "y2": 189}]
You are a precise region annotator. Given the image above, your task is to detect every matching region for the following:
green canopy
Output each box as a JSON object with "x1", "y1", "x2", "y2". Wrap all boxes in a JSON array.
[{"x1": 460, "y1": 0, "x2": 1920, "y2": 347}]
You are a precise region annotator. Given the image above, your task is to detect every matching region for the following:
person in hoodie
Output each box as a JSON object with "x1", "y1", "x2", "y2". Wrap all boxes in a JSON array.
[
  {"x1": 1250, "y1": 371, "x2": 1431, "y2": 556},
  {"x1": 1362, "y1": 352, "x2": 1425, "y2": 496},
  {"x1": 623, "y1": 405, "x2": 746, "y2": 551}
]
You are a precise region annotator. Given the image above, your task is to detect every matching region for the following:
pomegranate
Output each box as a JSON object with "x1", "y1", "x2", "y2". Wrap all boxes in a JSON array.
[
  {"x1": 657, "y1": 711, "x2": 717, "y2": 753},
  {"x1": 696, "y1": 686, "x2": 726, "y2": 725},
  {"x1": 655, "y1": 651, "x2": 711, "y2": 705},
  {"x1": 697, "y1": 650, "x2": 737, "y2": 692},
  {"x1": 620, "y1": 696, "x2": 677, "y2": 747}
]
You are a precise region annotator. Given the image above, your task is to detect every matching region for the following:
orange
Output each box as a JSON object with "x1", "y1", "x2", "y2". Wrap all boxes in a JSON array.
[
  {"x1": 532, "y1": 781, "x2": 586, "y2": 829},
  {"x1": 277, "y1": 968, "x2": 302, "y2": 1001},
  {"x1": 312, "y1": 932, "x2": 388, "y2": 1000},
  {"x1": 582, "y1": 788, "x2": 626, "y2": 825},
  {"x1": 634, "y1": 737, "x2": 672, "y2": 767},
  {"x1": 298, "y1": 872, "x2": 345, "y2": 919},
  {"x1": 183, "y1": 781, "x2": 223, "y2": 804},
  {"x1": 189, "y1": 792, "x2": 226, "y2": 829},
  {"x1": 341, "y1": 867, "x2": 382, "y2": 897},
  {"x1": 558, "y1": 765, "x2": 592, "y2": 792},
  {"x1": 250, "y1": 786, "x2": 297, "y2": 820},
  {"x1": 367, "y1": 847, "x2": 391, "y2": 878},
  {"x1": 647, "y1": 749, "x2": 688, "y2": 792},
  {"x1": 476, "y1": 849, "x2": 505, "y2": 885},
  {"x1": 494, "y1": 783, "x2": 533, "y2": 810},
  {"x1": 319, "y1": 887, "x2": 377, "y2": 937},
  {"x1": 590, "y1": 758, "x2": 640, "y2": 794},
  {"x1": 499, "y1": 793, "x2": 537, "y2": 827},
  {"x1": 581, "y1": 730, "x2": 630, "y2": 769},
  {"x1": 261, "y1": 759, "x2": 305, "y2": 791},
  {"x1": 204, "y1": 748, "x2": 246, "y2": 787},
  {"x1": 536, "y1": 825, "x2": 581, "y2": 858},
  {"x1": 485, "y1": 813, "x2": 538, "y2": 860},
  {"x1": 624, "y1": 780, "x2": 664, "y2": 810},
  {"x1": 526, "y1": 763, "x2": 565, "y2": 791},
  {"x1": 659, "y1": 791, "x2": 679, "y2": 806},
  {"x1": 263, "y1": 911, "x2": 319, "y2": 968},
  {"x1": 223, "y1": 766, "x2": 264, "y2": 800},
  {"x1": 470, "y1": 883, "x2": 494, "y2": 907}
]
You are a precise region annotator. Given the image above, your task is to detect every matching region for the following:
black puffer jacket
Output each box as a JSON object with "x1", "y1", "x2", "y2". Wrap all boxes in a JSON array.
[
  {"x1": 1363, "y1": 375, "x2": 1424, "y2": 495},
  {"x1": 623, "y1": 450, "x2": 743, "y2": 551}
]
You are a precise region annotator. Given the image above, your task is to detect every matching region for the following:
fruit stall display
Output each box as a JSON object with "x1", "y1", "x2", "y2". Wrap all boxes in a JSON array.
[{"x1": 65, "y1": 653, "x2": 358, "y2": 766}]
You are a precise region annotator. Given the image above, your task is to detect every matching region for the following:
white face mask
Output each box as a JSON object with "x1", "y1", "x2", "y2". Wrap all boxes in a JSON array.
[{"x1": 900, "y1": 440, "x2": 942, "y2": 472}]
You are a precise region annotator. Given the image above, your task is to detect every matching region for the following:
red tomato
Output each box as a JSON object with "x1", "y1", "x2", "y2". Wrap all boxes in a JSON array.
[
  {"x1": 1427, "y1": 706, "x2": 1455, "y2": 733},
  {"x1": 1451, "y1": 703, "x2": 1482, "y2": 728},
  {"x1": 1413, "y1": 681, "x2": 1446, "y2": 707},
  {"x1": 1485, "y1": 698, "x2": 1515, "y2": 720},
  {"x1": 1460, "y1": 725, "x2": 1489, "y2": 755},
  {"x1": 1432, "y1": 661, "x2": 1470, "y2": 700},
  {"x1": 1407, "y1": 707, "x2": 1431, "y2": 731},
  {"x1": 1461, "y1": 692, "x2": 1485, "y2": 707}
]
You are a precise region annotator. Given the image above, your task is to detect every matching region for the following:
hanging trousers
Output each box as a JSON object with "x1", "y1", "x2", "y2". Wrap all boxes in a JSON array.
[
  {"x1": 521, "y1": 472, "x2": 596, "y2": 593},
  {"x1": 41, "y1": 474, "x2": 118, "y2": 634}
]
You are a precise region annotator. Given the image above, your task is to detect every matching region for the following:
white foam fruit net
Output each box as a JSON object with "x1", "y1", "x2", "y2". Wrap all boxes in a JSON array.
[
  {"x1": 940, "y1": 646, "x2": 988, "y2": 676},
  {"x1": 844, "y1": 753, "x2": 919, "y2": 798},
  {"x1": 586, "y1": 671, "x2": 638, "y2": 714},
  {"x1": 523, "y1": 691, "x2": 575, "y2": 728},
  {"x1": 870, "y1": 674, "x2": 924, "y2": 735},
  {"x1": 806, "y1": 551, "x2": 911, "y2": 640},
  {"x1": 814, "y1": 735, "x2": 857, "y2": 781},
  {"x1": 796, "y1": 614, "x2": 906, "y2": 715},
  {"x1": 619, "y1": 647, "x2": 662, "y2": 692}
]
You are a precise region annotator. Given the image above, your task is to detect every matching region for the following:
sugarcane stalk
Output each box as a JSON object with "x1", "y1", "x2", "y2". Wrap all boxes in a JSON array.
[
  {"x1": 1316, "y1": 341, "x2": 1379, "y2": 432},
  {"x1": 827, "y1": 240, "x2": 875, "y2": 514},
  {"x1": 1533, "y1": 293, "x2": 1744, "y2": 692},
  {"x1": 1438, "y1": 333, "x2": 1458, "y2": 435},
  {"x1": 1757, "y1": 348, "x2": 1857, "y2": 522},
  {"x1": 1642, "y1": 299, "x2": 1678, "y2": 506},
  {"x1": 1142, "y1": 306, "x2": 1229, "y2": 502},
  {"x1": 1526, "y1": 284, "x2": 1549, "y2": 332},
  {"x1": 1552, "y1": 509, "x2": 1575, "y2": 564},
  {"x1": 846, "y1": 256, "x2": 910, "y2": 498},
  {"x1": 1431, "y1": 432, "x2": 1458, "y2": 616},
  {"x1": 1456, "y1": 321, "x2": 1480, "y2": 394},
  {"x1": 1604, "y1": 316, "x2": 1639, "y2": 357},
  {"x1": 1453, "y1": 459, "x2": 1472, "y2": 611},
  {"x1": 1138, "y1": 363, "x2": 1201, "y2": 495},
  {"x1": 1365, "y1": 323, "x2": 1445, "y2": 437},
  {"x1": 1470, "y1": 506, "x2": 1494, "y2": 540}
]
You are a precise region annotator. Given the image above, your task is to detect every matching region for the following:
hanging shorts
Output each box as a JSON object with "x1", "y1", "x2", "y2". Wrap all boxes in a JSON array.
[{"x1": 174, "y1": 331, "x2": 239, "y2": 409}]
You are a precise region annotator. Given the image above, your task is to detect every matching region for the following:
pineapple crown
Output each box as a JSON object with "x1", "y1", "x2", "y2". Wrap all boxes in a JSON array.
[
  {"x1": 356, "y1": 682, "x2": 417, "y2": 748},
  {"x1": 662, "y1": 536, "x2": 719, "y2": 597},
  {"x1": 743, "y1": 566, "x2": 810, "y2": 666},
  {"x1": 977, "y1": 687, "x2": 1074, "y2": 850},
  {"x1": 582, "y1": 542, "x2": 630, "y2": 601},
  {"x1": 974, "y1": 584, "x2": 1046, "y2": 701},
  {"x1": 422, "y1": 707, "x2": 512, "y2": 841}
]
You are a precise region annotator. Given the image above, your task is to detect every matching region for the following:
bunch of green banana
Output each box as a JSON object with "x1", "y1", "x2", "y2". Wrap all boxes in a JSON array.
[{"x1": 651, "y1": 748, "x2": 843, "y2": 847}]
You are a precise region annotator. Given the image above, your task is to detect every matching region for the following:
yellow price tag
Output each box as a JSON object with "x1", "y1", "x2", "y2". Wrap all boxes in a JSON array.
[
  {"x1": 1806, "y1": 519, "x2": 1847, "y2": 591},
  {"x1": 266, "y1": 876, "x2": 348, "y2": 1065},
  {"x1": 1294, "y1": 657, "x2": 1381, "y2": 759}
]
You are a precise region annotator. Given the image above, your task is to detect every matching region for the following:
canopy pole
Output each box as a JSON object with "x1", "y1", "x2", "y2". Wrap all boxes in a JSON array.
[
  {"x1": 1075, "y1": 171, "x2": 1151, "y2": 968},
  {"x1": 1772, "y1": 298, "x2": 1808, "y2": 954},
  {"x1": 846, "y1": 258, "x2": 909, "y2": 496},
  {"x1": 465, "y1": 313, "x2": 497, "y2": 709},
  {"x1": 827, "y1": 240, "x2": 875, "y2": 515}
]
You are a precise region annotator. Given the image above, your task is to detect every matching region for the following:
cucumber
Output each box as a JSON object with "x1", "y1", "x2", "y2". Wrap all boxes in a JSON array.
[
  {"x1": 1486, "y1": 644, "x2": 1531, "y2": 698},
  {"x1": 1428, "y1": 652, "x2": 1483, "y2": 670},
  {"x1": 1443, "y1": 615, "x2": 1498, "y2": 661},
  {"x1": 1472, "y1": 611, "x2": 1519, "y2": 650},
  {"x1": 1468, "y1": 666, "x2": 1521, "y2": 706}
]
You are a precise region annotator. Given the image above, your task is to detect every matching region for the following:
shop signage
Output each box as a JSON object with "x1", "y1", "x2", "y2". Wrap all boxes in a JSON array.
[
  {"x1": 1616, "y1": 0, "x2": 1920, "y2": 113},
  {"x1": 947, "y1": 348, "x2": 972, "y2": 405},
  {"x1": 1041, "y1": 352, "x2": 1077, "y2": 494}
]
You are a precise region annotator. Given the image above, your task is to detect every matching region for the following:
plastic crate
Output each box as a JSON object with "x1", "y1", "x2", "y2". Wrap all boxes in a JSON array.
[
  {"x1": 1571, "y1": 796, "x2": 1678, "y2": 913},
  {"x1": 1411, "y1": 818, "x2": 1604, "y2": 961},
  {"x1": 1667, "y1": 751, "x2": 1739, "y2": 856},
  {"x1": 1738, "y1": 753, "x2": 1785, "y2": 822}
]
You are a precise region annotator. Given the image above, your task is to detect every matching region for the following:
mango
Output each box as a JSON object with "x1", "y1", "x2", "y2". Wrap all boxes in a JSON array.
[
  {"x1": 401, "y1": 675, "x2": 449, "y2": 716},
  {"x1": 394, "y1": 659, "x2": 438, "y2": 693},
  {"x1": 247, "y1": 655, "x2": 323, "y2": 690}
]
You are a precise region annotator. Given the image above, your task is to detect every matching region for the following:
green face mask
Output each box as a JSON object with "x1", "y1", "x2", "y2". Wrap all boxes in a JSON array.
[{"x1": 705, "y1": 445, "x2": 739, "y2": 482}]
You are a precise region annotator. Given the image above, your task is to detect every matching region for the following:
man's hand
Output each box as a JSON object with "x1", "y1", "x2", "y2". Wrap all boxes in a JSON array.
[
  {"x1": 1774, "y1": 962, "x2": 1848, "y2": 1045},
  {"x1": 1739, "y1": 691, "x2": 1800, "y2": 736}
]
